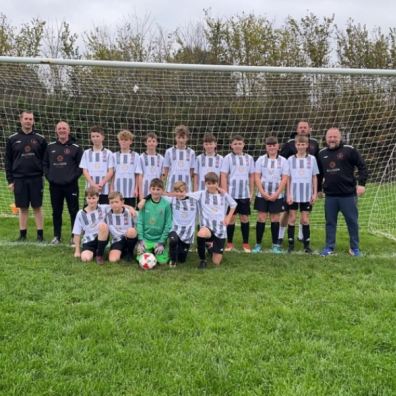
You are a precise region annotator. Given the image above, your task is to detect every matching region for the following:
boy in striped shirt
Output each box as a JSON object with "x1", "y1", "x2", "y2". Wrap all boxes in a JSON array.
[
  {"x1": 286, "y1": 135, "x2": 319, "y2": 253},
  {"x1": 194, "y1": 133, "x2": 223, "y2": 191},
  {"x1": 187, "y1": 172, "x2": 237, "y2": 269},
  {"x1": 139, "y1": 132, "x2": 164, "y2": 199},
  {"x1": 112, "y1": 129, "x2": 142, "y2": 207},
  {"x1": 72, "y1": 187, "x2": 110, "y2": 264},
  {"x1": 253, "y1": 136, "x2": 289, "y2": 254},
  {"x1": 79, "y1": 126, "x2": 114, "y2": 204},
  {"x1": 106, "y1": 191, "x2": 138, "y2": 263},
  {"x1": 220, "y1": 135, "x2": 255, "y2": 252},
  {"x1": 163, "y1": 125, "x2": 195, "y2": 192}
]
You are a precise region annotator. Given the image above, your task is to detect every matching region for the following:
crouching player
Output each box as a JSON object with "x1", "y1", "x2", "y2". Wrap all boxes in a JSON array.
[
  {"x1": 136, "y1": 178, "x2": 172, "y2": 265},
  {"x1": 167, "y1": 181, "x2": 197, "y2": 267},
  {"x1": 105, "y1": 191, "x2": 138, "y2": 263},
  {"x1": 187, "y1": 172, "x2": 237, "y2": 269},
  {"x1": 72, "y1": 187, "x2": 109, "y2": 264},
  {"x1": 139, "y1": 181, "x2": 197, "y2": 268}
]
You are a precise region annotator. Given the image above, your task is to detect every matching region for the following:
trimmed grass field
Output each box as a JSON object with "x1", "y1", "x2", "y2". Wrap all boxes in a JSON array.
[{"x1": 0, "y1": 217, "x2": 395, "y2": 395}]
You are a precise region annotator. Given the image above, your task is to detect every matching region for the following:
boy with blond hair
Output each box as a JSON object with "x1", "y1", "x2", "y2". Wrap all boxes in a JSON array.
[
  {"x1": 112, "y1": 129, "x2": 142, "y2": 207},
  {"x1": 105, "y1": 191, "x2": 138, "y2": 263}
]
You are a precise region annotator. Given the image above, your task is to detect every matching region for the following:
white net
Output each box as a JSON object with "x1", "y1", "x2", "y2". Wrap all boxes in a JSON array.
[
  {"x1": 368, "y1": 144, "x2": 396, "y2": 240},
  {"x1": 0, "y1": 58, "x2": 395, "y2": 237}
]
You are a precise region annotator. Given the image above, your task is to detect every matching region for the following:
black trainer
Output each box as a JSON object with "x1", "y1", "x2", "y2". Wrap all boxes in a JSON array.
[
  {"x1": 287, "y1": 244, "x2": 294, "y2": 254},
  {"x1": 304, "y1": 246, "x2": 313, "y2": 254},
  {"x1": 198, "y1": 260, "x2": 207, "y2": 269},
  {"x1": 16, "y1": 235, "x2": 26, "y2": 242}
]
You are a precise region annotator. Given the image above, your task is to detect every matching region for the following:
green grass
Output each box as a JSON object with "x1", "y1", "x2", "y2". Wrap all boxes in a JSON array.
[{"x1": 0, "y1": 218, "x2": 395, "y2": 395}]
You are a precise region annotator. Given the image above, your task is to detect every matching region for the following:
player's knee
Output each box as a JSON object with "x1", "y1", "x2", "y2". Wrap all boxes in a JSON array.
[
  {"x1": 258, "y1": 213, "x2": 267, "y2": 222},
  {"x1": 240, "y1": 215, "x2": 248, "y2": 223},
  {"x1": 212, "y1": 254, "x2": 223, "y2": 266},
  {"x1": 81, "y1": 254, "x2": 92, "y2": 262},
  {"x1": 197, "y1": 227, "x2": 210, "y2": 238}
]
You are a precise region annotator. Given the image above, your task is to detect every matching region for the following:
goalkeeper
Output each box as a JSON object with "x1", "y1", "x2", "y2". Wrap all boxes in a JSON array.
[{"x1": 136, "y1": 178, "x2": 172, "y2": 264}]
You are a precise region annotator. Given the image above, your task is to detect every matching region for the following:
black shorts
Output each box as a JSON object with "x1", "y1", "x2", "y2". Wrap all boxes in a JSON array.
[
  {"x1": 254, "y1": 197, "x2": 285, "y2": 214},
  {"x1": 228, "y1": 198, "x2": 251, "y2": 216},
  {"x1": 289, "y1": 202, "x2": 312, "y2": 212},
  {"x1": 14, "y1": 176, "x2": 44, "y2": 208},
  {"x1": 208, "y1": 232, "x2": 226, "y2": 255},
  {"x1": 82, "y1": 238, "x2": 98, "y2": 254},
  {"x1": 110, "y1": 237, "x2": 127, "y2": 252},
  {"x1": 124, "y1": 197, "x2": 136, "y2": 207}
]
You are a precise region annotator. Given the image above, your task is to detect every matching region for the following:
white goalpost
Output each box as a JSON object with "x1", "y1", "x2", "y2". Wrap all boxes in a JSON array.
[{"x1": 0, "y1": 56, "x2": 395, "y2": 238}]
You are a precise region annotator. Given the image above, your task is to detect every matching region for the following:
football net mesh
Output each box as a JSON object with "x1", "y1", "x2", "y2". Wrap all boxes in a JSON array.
[{"x1": 0, "y1": 59, "x2": 395, "y2": 238}]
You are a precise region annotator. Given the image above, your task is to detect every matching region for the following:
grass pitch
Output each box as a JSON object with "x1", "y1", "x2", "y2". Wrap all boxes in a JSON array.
[{"x1": 0, "y1": 217, "x2": 395, "y2": 395}]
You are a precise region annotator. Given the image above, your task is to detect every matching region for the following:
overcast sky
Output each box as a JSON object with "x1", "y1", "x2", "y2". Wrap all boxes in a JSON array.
[{"x1": 2, "y1": 0, "x2": 395, "y2": 37}]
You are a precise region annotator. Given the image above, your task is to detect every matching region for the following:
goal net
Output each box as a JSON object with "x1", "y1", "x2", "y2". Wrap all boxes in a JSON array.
[{"x1": 0, "y1": 57, "x2": 395, "y2": 237}]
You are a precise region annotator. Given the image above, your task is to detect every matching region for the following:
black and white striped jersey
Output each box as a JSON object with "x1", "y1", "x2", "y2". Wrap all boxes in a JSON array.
[
  {"x1": 287, "y1": 154, "x2": 319, "y2": 203},
  {"x1": 188, "y1": 190, "x2": 237, "y2": 239},
  {"x1": 165, "y1": 196, "x2": 197, "y2": 244},
  {"x1": 194, "y1": 153, "x2": 223, "y2": 190},
  {"x1": 255, "y1": 155, "x2": 289, "y2": 198},
  {"x1": 140, "y1": 153, "x2": 164, "y2": 197},
  {"x1": 79, "y1": 148, "x2": 114, "y2": 194},
  {"x1": 221, "y1": 153, "x2": 255, "y2": 199},
  {"x1": 72, "y1": 204, "x2": 110, "y2": 243},
  {"x1": 105, "y1": 207, "x2": 135, "y2": 242},
  {"x1": 113, "y1": 151, "x2": 142, "y2": 198},
  {"x1": 163, "y1": 147, "x2": 195, "y2": 192}
]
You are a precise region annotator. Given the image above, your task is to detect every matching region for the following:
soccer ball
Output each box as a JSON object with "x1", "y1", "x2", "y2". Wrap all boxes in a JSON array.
[{"x1": 139, "y1": 252, "x2": 157, "y2": 270}]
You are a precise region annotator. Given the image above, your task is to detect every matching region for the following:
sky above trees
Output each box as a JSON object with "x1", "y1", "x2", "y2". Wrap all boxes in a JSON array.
[{"x1": 2, "y1": 0, "x2": 395, "y2": 36}]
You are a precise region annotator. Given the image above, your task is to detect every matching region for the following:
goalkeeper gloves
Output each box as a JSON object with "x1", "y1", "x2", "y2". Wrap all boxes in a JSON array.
[
  {"x1": 154, "y1": 243, "x2": 165, "y2": 255},
  {"x1": 136, "y1": 240, "x2": 146, "y2": 255}
]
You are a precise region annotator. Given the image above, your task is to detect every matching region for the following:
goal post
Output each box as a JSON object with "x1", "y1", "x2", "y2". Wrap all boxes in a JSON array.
[
  {"x1": 368, "y1": 143, "x2": 396, "y2": 241},
  {"x1": 0, "y1": 56, "x2": 395, "y2": 238}
]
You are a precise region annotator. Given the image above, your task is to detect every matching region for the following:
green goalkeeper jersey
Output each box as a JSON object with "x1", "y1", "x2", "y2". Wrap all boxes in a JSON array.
[{"x1": 137, "y1": 197, "x2": 172, "y2": 244}]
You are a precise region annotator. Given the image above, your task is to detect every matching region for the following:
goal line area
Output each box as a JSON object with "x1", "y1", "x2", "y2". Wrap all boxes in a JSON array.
[{"x1": 0, "y1": 57, "x2": 395, "y2": 239}]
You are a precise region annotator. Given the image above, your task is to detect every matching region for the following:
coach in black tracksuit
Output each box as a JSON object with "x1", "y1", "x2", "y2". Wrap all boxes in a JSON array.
[
  {"x1": 5, "y1": 111, "x2": 47, "y2": 241},
  {"x1": 318, "y1": 127, "x2": 368, "y2": 256},
  {"x1": 43, "y1": 121, "x2": 83, "y2": 244}
]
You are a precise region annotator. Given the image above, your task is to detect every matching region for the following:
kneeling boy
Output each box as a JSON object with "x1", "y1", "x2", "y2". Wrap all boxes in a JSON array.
[
  {"x1": 136, "y1": 178, "x2": 172, "y2": 264},
  {"x1": 72, "y1": 187, "x2": 109, "y2": 264},
  {"x1": 105, "y1": 191, "x2": 138, "y2": 262},
  {"x1": 187, "y1": 172, "x2": 237, "y2": 268}
]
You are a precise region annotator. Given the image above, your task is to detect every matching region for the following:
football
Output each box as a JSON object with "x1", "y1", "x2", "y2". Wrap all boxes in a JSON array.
[{"x1": 139, "y1": 252, "x2": 157, "y2": 270}]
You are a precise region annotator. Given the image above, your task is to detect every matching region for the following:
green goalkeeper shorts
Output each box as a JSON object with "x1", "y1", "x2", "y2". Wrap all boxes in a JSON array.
[{"x1": 136, "y1": 240, "x2": 169, "y2": 264}]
